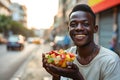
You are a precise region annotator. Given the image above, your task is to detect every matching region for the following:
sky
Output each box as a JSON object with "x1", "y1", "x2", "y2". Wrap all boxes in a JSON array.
[{"x1": 11, "y1": 0, "x2": 59, "y2": 29}]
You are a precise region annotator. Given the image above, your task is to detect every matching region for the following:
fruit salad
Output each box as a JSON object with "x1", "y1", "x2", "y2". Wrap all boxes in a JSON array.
[{"x1": 45, "y1": 49, "x2": 76, "y2": 67}]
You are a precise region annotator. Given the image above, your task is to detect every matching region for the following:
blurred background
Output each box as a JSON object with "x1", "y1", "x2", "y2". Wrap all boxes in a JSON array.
[
  {"x1": 0, "y1": 0, "x2": 120, "y2": 53},
  {"x1": 0, "y1": 0, "x2": 120, "y2": 80}
]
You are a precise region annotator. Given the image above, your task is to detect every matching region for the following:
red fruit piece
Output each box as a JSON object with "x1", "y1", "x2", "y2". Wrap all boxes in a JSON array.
[
  {"x1": 69, "y1": 53, "x2": 75, "y2": 58},
  {"x1": 60, "y1": 54, "x2": 66, "y2": 59}
]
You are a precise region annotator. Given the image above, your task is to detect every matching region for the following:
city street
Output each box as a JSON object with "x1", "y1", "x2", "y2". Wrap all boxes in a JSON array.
[
  {"x1": 0, "y1": 0, "x2": 120, "y2": 80},
  {"x1": 0, "y1": 43, "x2": 39, "y2": 80},
  {"x1": 20, "y1": 43, "x2": 53, "y2": 80}
]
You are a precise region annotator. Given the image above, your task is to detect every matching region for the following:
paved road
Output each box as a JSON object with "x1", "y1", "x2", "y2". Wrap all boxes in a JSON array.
[
  {"x1": 20, "y1": 43, "x2": 53, "y2": 80},
  {"x1": 0, "y1": 43, "x2": 39, "y2": 80}
]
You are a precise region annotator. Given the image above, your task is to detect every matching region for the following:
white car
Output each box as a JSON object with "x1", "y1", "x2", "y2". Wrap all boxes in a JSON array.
[{"x1": 7, "y1": 35, "x2": 25, "y2": 50}]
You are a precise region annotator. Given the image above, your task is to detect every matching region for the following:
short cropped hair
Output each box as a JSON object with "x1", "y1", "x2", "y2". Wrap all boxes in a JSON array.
[{"x1": 69, "y1": 4, "x2": 96, "y2": 25}]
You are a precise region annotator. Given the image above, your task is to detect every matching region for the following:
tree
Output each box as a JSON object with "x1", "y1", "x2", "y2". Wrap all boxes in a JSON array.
[
  {"x1": 0, "y1": 15, "x2": 35, "y2": 37},
  {"x1": 0, "y1": 15, "x2": 12, "y2": 35}
]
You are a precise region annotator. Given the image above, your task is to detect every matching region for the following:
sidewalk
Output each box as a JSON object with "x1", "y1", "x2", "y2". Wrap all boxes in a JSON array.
[{"x1": 21, "y1": 43, "x2": 53, "y2": 80}]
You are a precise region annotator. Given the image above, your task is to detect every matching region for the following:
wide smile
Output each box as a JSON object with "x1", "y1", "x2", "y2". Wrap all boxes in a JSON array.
[{"x1": 74, "y1": 34, "x2": 86, "y2": 40}]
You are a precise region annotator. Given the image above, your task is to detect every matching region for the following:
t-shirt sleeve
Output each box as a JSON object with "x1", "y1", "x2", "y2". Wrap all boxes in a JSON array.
[{"x1": 103, "y1": 58, "x2": 120, "y2": 80}]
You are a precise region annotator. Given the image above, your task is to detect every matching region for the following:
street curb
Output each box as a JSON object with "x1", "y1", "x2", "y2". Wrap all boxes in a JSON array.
[{"x1": 10, "y1": 46, "x2": 40, "y2": 80}]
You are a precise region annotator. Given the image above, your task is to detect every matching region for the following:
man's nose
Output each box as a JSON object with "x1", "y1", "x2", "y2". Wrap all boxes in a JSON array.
[{"x1": 76, "y1": 23, "x2": 84, "y2": 30}]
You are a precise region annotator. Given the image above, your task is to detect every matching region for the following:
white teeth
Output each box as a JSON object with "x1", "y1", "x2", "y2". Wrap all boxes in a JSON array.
[
  {"x1": 75, "y1": 35, "x2": 86, "y2": 39},
  {"x1": 75, "y1": 35, "x2": 85, "y2": 37}
]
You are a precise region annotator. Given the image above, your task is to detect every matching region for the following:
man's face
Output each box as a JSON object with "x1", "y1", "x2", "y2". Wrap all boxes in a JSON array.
[{"x1": 69, "y1": 11, "x2": 97, "y2": 47}]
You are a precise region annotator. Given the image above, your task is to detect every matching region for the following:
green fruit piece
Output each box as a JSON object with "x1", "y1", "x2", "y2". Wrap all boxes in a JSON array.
[{"x1": 47, "y1": 58, "x2": 54, "y2": 63}]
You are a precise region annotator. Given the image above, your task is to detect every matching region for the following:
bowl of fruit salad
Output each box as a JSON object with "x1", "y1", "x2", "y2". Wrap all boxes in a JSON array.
[{"x1": 44, "y1": 49, "x2": 76, "y2": 67}]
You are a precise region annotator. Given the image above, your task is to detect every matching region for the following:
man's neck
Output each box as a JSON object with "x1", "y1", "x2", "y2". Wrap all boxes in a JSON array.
[
  {"x1": 76, "y1": 42, "x2": 97, "y2": 58},
  {"x1": 76, "y1": 43, "x2": 100, "y2": 65}
]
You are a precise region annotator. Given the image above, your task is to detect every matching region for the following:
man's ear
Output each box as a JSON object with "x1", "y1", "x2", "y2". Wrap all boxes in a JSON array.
[{"x1": 94, "y1": 25, "x2": 98, "y2": 33}]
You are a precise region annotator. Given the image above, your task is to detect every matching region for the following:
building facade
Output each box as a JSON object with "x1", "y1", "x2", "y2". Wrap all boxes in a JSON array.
[
  {"x1": 9, "y1": 3, "x2": 27, "y2": 27},
  {"x1": 88, "y1": 0, "x2": 120, "y2": 54},
  {"x1": 0, "y1": 0, "x2": 11, "y2": 16}
]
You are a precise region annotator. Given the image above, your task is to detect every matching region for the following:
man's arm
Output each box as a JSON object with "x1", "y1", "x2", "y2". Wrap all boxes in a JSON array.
[{"x1": 53, "y1": 75, "x2": 60, "y2": 80}]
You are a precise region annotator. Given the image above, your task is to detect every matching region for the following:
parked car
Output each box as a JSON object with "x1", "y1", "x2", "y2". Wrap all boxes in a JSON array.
[
  {"x1": 7, "y1": 35, "x2": 25, "y2": 50},
  {"x1": 32, "y1": 37, "x2": 41, "y2": 44},
  {"x1": 52, "y1": 36, "x2": 65, "y2": 50},
  {"x1": 27, "y1": 37, "x2": 41, "y2": 44},
  {"x1": 27, "y1": 37, "x2": 34, "y2": 43}
]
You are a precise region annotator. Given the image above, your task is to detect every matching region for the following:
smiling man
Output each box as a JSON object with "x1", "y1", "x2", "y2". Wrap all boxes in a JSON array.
[{"x1": 42, "y1": 4, "x2": 120, "y2": 80}]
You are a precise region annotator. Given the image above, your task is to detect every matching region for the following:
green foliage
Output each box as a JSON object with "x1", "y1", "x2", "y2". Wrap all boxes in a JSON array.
[
  {"x1": 0, "y1": 15, "x2": 11, "y2": 32},
  {"x1": 0, "y1": 15, "x2": 35, "y2": 37}
]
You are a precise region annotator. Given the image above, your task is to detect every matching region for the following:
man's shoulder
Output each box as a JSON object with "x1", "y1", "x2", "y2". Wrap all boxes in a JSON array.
[
  {"x1": 99, "y1": 46, "x2": 120, "y2": 61},
  {"x1": 100, "y1": 46, "x2": 118, "y2": 55}
]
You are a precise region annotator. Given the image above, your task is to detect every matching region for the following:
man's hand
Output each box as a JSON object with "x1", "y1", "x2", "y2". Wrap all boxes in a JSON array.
[
  {"x1": 42, "y1": 54, "x2": 60, "y2": 80},
  {"x1": 46, "y1": 60, "x2": 84, "y2": 80}
]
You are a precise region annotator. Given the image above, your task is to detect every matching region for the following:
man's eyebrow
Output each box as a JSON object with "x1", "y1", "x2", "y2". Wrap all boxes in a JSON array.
[{"x1": 70, "y1": 19, "x2": 89, "y2": 22}]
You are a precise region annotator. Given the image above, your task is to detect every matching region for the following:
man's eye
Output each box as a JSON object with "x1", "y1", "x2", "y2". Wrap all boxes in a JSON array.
[
  {"x1": 83, "y1": 23, "x2": 89, "y2": 27},
  {"x1": 70, "y1": 23, "x2": 77, "y2": 27}
]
